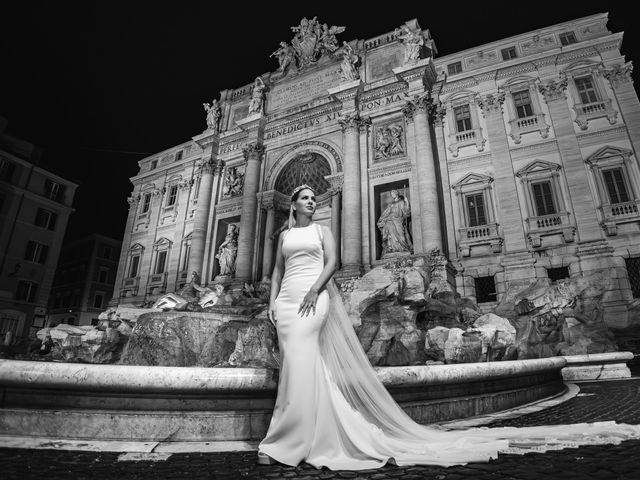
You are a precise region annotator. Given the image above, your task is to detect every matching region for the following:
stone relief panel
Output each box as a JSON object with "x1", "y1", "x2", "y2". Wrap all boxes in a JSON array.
[
  {"x1": 519, "y1": 34, "x2": 557, "y2": 55},
  {"x1": 221, "y1": 166, "x2": 245, "y2": 199},
  {"x1": 374, "y1": 120, "x2": 405, "y2": 162},
  {"x1": 464, "y1": 49, "x2": 499, "y2": 70}
]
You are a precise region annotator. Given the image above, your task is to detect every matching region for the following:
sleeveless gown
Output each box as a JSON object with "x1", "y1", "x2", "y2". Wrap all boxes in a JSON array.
[{"x1": 258, "y1": 224, "x2": 640, "y2": 470}]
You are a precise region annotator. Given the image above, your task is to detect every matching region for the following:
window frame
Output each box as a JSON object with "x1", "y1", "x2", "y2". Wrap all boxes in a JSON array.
[
  {"x1": 447, "y1": 61, "x2": 463, "y2": 75},
  {"x1": 34, "y1": 208, "x2": 58, "y2": 230},
  {"x1": 501, "y1": 46, "x2": 517, "y2": 61},
  {"x1": 15, "y1": 280, "x2": 38, "y2": 302},
  {"x1": 24, "y1": 240, "x2": 49, "y2": 264},
  {"x1": 559, "y1": 31, "x2": 577, "y2": 46}
]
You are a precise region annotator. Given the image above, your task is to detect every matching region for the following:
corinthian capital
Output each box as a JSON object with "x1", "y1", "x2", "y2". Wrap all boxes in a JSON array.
[
  {"x1": 603, "y1": 62, "x2": 634, "y2": 89},
  {"x1": 200, "y1": 158, "x2": 218, "y2": 175},
  {"x1": 325, "y1": 173, "x2": 344, "y2": 195},
  {"x1": 402, "y1": 91, "x2": 431, "y2": 119},
  {"x1": 478, "y1": 91, "x2": 506, "y2": 116},
  {"x1": 538, "y1": 77, "x2": 568, "y2": 103},
  {"x1": 242, "y1": 143, "x2": 265, "y2": 161},
  {"x1": 338, "y1": 112, "x2": 370, "y2": 132}
]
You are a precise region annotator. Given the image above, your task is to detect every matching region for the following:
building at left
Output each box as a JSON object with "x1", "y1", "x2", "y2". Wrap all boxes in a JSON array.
[{"x1": 0, "y1": 117, "x2": 78, "y2": 341}]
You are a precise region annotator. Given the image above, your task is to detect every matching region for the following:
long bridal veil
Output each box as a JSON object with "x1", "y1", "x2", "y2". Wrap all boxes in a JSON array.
[{"x1": 318, "y1": 279, "x2": 640, "y2": 466}]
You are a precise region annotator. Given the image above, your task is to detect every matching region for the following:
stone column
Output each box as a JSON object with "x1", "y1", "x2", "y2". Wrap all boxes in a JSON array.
[
  {"x1": 260, "y1": 190, "x2": 276, "y2": 278},
  {"x1": 477, "y1": 91, "x2": 528, "y2": 252},
  {"x1": 403, "y1": 94, "x2": 442, "y2": 254},
  {"x1": 338, "y1": 113, "x2": 367, "y2": 277},
  {"x1": 325, "y1": 174, "x2": 344, "y2": 268},
  {"x1": 604, "y1": 62, "x2": 640, "y2": 158},
  {"x1": 187, "y1": 159, "x2": 216, "y2": 282},
  {"x1": 539, "y1": 78, "x2": 601, "y2": 242},
  {"x1": 234, "y1": 143, "x2": 264, "y2": 282},
  {"x1": 187, "y1": 131, "x2": 220, "y2": 283}
]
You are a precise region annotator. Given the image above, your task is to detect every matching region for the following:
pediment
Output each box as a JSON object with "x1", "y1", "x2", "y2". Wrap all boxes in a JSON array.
[
  {"x1": 154, "y1": 237, "x2": 172, "y2": 247},
  {"x1": 452, "y1": 173, "x2": 493, "y2": 190},
  {"x1": 587, "y1": 145, "x2": 632, "y2": 163},
  {"x1": 516, "y1": 160, "x2": 561, "y2": 177},
  {"x1": 130, "y1": 242, "x2": 144, "y2": 252}
]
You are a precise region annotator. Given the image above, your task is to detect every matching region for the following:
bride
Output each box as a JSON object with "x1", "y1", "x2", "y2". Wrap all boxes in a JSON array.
[{"x1": 257, "y1": 184, "x2": 640, "y2": 470}]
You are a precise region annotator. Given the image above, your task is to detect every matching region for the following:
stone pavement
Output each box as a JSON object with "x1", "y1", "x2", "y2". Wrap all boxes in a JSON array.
[{"x1": 2, "y1": 375, "x2": 640, "y2": 480}]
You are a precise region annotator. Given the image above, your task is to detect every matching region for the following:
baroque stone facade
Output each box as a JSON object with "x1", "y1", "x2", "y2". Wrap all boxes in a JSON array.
[{"x1": 113, "y1": 13, "x2": 640, "y2": 328}]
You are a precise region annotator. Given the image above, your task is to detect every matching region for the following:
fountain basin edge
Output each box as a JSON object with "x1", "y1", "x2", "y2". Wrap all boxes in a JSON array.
[{"x1": 0, "y1": 356, "x2": 597, "y2": 442}]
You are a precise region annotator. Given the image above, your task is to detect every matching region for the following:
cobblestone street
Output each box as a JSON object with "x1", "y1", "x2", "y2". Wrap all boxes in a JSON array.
[{"x1": 2, "y1": 376, "x2": 640, "y2": 479}]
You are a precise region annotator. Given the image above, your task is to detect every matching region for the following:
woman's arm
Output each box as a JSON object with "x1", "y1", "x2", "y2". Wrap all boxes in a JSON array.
[
  {"x1": 298, "y1": 225, "x2": 338, "y2": 317},
  {"x1": 268, "y1": 231, "x2": 286, "y2": 325}
]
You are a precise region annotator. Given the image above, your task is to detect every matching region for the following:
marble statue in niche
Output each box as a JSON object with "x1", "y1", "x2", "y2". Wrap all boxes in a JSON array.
[
  {"x1": 216, "y1": 224, "x2": 239, "y2": 276},
  {"x1": 377, "y1": 189, "x2": 413, "y2": 256}
]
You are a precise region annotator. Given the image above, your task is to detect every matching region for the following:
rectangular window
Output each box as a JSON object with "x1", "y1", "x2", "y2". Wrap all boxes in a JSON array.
[
  {"x1": 625, "y1": 257, "x2": 640, "y2": 298},
  {"x1": 501, "y1": 46, "x2": 517, "y2": 60},
  {"x1": 532, "y1": 181, "x2": 556, "y2": 216},
  {"x1": 93, "y1": 293, "x2": 104, "y2": 309},
  {"x1": 447, "y1": 61, "x2": 463, "y2": 75},
  {"x1": 98, "y1": 267, "x2": 109, "y2": 283},
  {"x1": 129, "y1": 255, "x2": 140, "y2": 277},
  {"x1": 602, "y1": 168, "x2": 630, "y2": 204},
  {"x1": 465, "y1": 194, "x2": 487, "y2": 227},
  {"x1": 0, "y1": 158, "x2": 16, "y2": 182},
  {"x1": 155, "y1": 250, "x2": 167, "y2": 274},
  {"x1": 575, "y1": 76, "x2": 599, "y2": 104},
  {"x1": 34, "y1": 208, "x2": 58, "y2": 230},
  {"x1": 547, "y1": 266, "x2": 570, "y2": 282},
  {"x1": 182, "y1": 243, "x2": 191, "y2": 271},
  {"x1": 175, "y1": 151, "x2": 183, "y2": 161},
  {"x1": 167, "y1": 185, "x2": 178, "y2": 206},
  {"x1": 512, "y1": 90, "x2": 534, "y2": 118},
  {"x1": 24, "y1": 240, "x2": 49, "y2": 264},
  {"x1": 15, "y1": 280, "x2": 38, "y2": 302},
  {"x1": 150, "y1": 160, "x2": 158, "y2": 170},
  {"x1": 475, "y1": 276, "x2": 497, "y2": 303},
  {"x1": 103, "y1": 246, "x2": 112, "y2": 259},
  {"x1": 44, "y1": 179, "x2": 65, "y2": 202},
  {"x1": 559, "y1": 31, "x2": 577, "y2": 46},
  {"x1": 141, "y1": 193, "x2": 152, "y2": 213},
  {"x1": 454, "y1": 105, "x2": 473, "y2": 132}
]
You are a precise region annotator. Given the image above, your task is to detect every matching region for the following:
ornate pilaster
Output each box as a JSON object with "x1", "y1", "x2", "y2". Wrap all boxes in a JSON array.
[
  {"x1": 538, "y1": 76, "x2": 602, "y2": 242},
  {"x1": 234, "y1": 143, "x2": 265, "y2": 282},
  {"x1": 538, "y1": 77, "x2": 568, "y2": 103}
]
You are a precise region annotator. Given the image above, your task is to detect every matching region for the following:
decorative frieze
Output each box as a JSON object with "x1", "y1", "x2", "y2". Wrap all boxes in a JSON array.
[
  {"x1": 368, "y1": 160, "x2": 411, "y2": 180},
  {"x1": 374, "y1": 121, "x2": 405, "y2": 161}
]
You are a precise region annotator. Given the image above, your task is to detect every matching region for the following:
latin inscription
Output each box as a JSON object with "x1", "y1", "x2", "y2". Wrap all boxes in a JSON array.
[
  {"x1": 265, "y1": 112, "x2": 342, "y2": 140},
  {"x1": 269, "y1": 68, "x2": 342, "y2": 111}
]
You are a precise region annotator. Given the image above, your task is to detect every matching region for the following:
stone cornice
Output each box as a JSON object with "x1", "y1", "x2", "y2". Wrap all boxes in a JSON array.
[
  {"x1": 359, "y1": 82, "x2": 408, "y2": 103},
  {"x1": 440, "y1": 77, "x2": 479, "y2": 94},
  {"x1": 496, "y1": 62, "x2": 538, "y2": 80},
  {"x1": 576, "y1": 125, "x2": 627, "y2": 145}
]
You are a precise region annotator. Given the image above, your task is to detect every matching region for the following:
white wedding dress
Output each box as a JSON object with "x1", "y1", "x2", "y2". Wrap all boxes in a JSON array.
[{"x1": 258, "y1": 223, "x2": 640, "y2": 470}]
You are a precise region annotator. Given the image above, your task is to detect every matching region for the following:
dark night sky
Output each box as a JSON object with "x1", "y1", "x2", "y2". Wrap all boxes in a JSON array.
[{"x1": 2, "y1": 2, "x2": 638, "y2": 245}]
